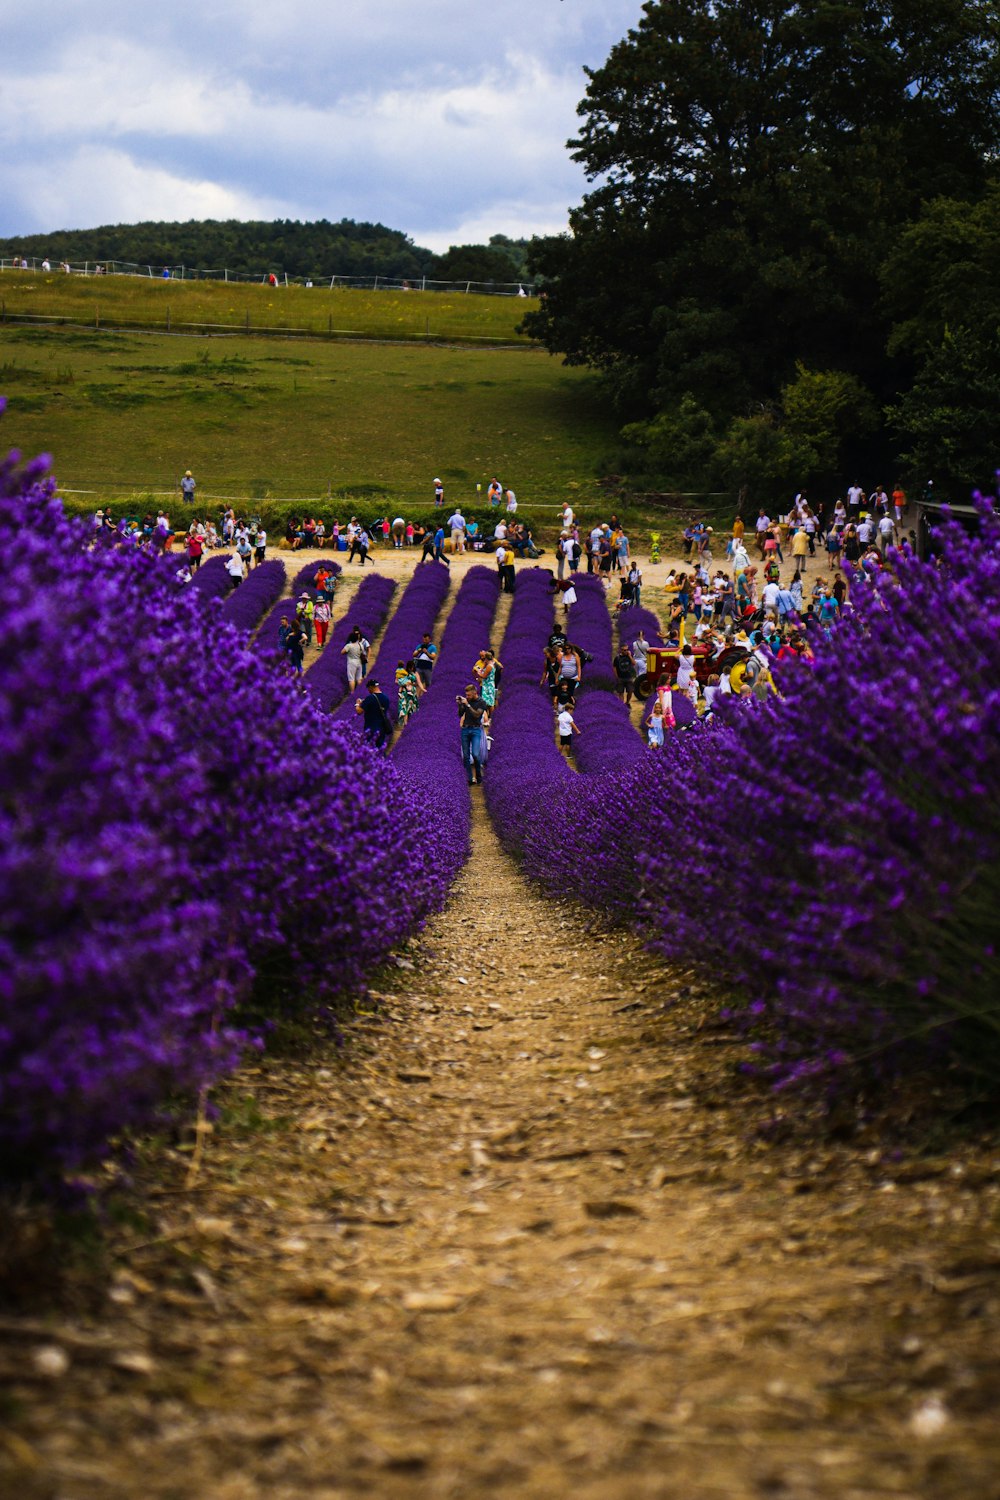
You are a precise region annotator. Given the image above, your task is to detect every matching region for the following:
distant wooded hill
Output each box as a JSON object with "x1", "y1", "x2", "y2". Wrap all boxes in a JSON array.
[{"x1": 0, "y1": 218, "x2": 532, "y2": 283}]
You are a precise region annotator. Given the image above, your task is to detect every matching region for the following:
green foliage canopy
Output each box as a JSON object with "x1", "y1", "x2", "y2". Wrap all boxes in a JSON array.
[{"x1": 525, "y1": 0, "x2": 1000, "y2": 497}]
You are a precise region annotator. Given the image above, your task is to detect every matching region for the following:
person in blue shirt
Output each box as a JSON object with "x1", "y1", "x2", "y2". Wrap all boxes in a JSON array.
[
  {"x1": 355, "y1": 678, "x2": 392, "y2": 751},
  {"x1": 434, "y1": 526, "x2": 448, "y2": 565}
]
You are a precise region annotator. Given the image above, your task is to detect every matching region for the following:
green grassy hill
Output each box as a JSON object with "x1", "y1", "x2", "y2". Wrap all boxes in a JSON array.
[
  {"x1": 0, "y1": 269, "x2": 533, "y2": 345},
  {"x1": 0, "y1": 319, "x2": 618, "y2": 515}
]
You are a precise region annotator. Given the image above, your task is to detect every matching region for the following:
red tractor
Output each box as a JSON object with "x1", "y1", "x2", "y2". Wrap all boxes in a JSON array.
[{"x1": 635, "y1": 643, "x2": 747, "y2": 697}]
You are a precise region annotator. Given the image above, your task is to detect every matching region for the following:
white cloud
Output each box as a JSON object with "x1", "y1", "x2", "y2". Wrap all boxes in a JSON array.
[
  {"x1": 0, "y1": 1, "x2": 643, "y2": 242},
  {"x1": 2, "y1": 148, "x2": 286, "y2": 234}
]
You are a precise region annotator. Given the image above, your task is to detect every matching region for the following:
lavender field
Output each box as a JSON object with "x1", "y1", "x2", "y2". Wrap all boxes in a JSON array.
[{"x1": 3, "y1": 430, "x2": 1000, "y2": 1500}]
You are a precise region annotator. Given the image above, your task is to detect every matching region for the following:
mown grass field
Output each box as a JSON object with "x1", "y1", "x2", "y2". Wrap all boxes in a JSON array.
[
  {"x1": 0, "y1": 269, "x2": 533, "y2": 344},
  {"x1": 0, "y1": 320, "x2": 620, "y2": 514}
]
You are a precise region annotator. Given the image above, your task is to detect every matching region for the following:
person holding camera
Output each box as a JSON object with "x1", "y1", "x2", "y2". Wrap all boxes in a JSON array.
[{"x1": 457, "y1": 683, "x2": 488, "y2": 785}]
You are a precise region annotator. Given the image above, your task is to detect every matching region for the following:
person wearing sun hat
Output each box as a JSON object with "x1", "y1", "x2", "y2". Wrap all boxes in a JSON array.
[
  {"x1": 295, "y1": 592, "x2": 314, "y2": 645},
  {"x1": 181, "y1": 470, "x2": 195, "y2": 504}
]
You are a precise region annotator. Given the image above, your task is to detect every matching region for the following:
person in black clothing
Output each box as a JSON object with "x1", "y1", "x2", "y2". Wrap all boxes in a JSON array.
[
  {"x1": 286, "y1": 620, "x2": 305, "y2": 677},
  {"x1": 457, "y1": 683, "x2": 487, "y2": 784},
  {"x1": 613, "y1": 644, "x2": 637, "y2": 704},
  {"x1": 355, "y1": 677, "x2": 392, "y2": 751},
  {"x1": 348, "y1": 529, "x2": 372, "y2": 566}
]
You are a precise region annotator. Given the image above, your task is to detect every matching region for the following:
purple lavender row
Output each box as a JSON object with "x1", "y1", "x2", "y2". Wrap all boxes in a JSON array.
[
  {"x1": 499, "y1": 567, "x2": 556, "y2": 688},
  {"x1": 331, "y1": 562, "x2": 449, "y2": 726},
  {"x1": 569, "y1": 573, "x2": 656, "y2": 768},
  {"x1": 566, "y1": 573, "x2": 616, "y2": 690},
  {"x1": 219, "y1": 559, "x2": 287, "y2": 631},
  {"x1": 619, "y1": 603, "x2": 665, "y2": 651},
  {"x1": 393, "y1": 566, "x2": 501, "y2": 882},
  {"x1": 572, "y1": 691, "x2": 647, "y2": 772},
  {"x1": 485, "y1": 568, "x2": 573, "y2": 860},
  {"x1": 254, "y1": 555, "x2": 341, "y2": 658},
  {"x1": 0, "y1": 445, "x2": 449, "y2": 1189},
  {"x1": 314, "y1": 572, "x2": 398, "y2": 716},
  {"x1": 189, "y1": 552, "x2": 231, "y2": 599}
]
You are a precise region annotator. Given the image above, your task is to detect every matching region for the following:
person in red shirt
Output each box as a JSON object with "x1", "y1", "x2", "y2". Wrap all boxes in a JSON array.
[{"x1": 186, "y1": 530, "x2": 203, "y2": 571}]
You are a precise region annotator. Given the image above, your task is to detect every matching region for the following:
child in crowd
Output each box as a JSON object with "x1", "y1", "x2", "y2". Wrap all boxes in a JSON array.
[{"x1": 557, "y1": 701, "x2": 580, "y2": 753}]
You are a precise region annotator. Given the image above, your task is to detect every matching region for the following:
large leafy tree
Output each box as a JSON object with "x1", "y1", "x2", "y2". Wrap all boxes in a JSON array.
[{"x1": 526, "y1": 0, "x2": 1000, "y2": 425}]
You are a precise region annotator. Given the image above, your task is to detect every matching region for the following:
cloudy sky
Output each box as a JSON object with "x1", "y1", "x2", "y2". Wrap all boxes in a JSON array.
[{"x1": 0, "y1": 0, "x2": 642, "y2": 250}]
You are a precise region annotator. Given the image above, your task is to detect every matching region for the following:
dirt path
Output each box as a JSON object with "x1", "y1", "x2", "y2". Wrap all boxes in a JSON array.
[{"x1": 2, "y1": 804, "x2": 999, "y2": 1500}]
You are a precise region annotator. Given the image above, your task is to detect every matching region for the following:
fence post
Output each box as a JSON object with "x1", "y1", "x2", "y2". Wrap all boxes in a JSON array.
[
  {"x1": 466, "y1": 281, "x2": 471, "y2": 294},
  {"x1": 374, "y1": 276, "x2": 379, "y2": 291}
]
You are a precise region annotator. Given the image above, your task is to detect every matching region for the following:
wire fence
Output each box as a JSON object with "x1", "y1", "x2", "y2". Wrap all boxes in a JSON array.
[
  {"x1": 58, "y1": 487, "x2": 573, "y2": 509},
  {"x1": 0, "y1": 257, "x2": 536, "y2": 298}
]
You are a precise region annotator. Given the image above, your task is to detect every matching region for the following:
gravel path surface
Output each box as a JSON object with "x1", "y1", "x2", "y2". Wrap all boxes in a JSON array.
[{"x1": 1, "y1": 800, "x2": 998, "y2": 1499}]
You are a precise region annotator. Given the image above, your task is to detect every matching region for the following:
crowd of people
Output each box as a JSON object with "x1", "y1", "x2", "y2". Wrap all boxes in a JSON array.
[
  {"x1": 352, "y1": 641, "x2": 502, "y2": 782},
  {"x1": 93, "y1": 474, "x2": 914, "y2": 756}
]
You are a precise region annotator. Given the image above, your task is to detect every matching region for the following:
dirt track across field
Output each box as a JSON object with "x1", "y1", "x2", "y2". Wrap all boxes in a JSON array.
[{"x1": 2, "y1": 792, "x2": 1000, "y2": 1500}]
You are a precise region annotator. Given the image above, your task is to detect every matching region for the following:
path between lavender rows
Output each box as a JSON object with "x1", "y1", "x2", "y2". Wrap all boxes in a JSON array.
[{"x1": 4, "y1": 791, "x2": 998, "y2": 1500}]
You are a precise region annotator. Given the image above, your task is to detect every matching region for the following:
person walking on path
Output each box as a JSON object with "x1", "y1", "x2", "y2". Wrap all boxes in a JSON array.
[
  {"x1": 395, "y1": 660, "x2": 425, "y2": 728},
  {"x1": 226, "y1": 551, "x2": 245, "y2": 590},
  {"x1": 892, "y1": 484, "x2": 907, "y2": 528},
  {"x1": 434, "y1": 478, "x2": 444, "y2": 507},
  {"x1": 414, "y1": 633, "x2": 437, "y2": 688},
  {"x1": 473, "y1": 650, "x2": 502, "y2": 710},
  {"x1": 457, "y1": 683, "x2": 488, "y2": 784},
  {"x1": 286, "y1": 619, "x2": 305, "y2": 677},
  {"x1": 181, "y1": 470, "x2": 196, "y2": 504},
  {"x1": 295, "y1": 593, "x2": 314, "y2": 645},
  {"x1": 313, "y1": 597, "x2": 331, "y2": 649},
  {"x1": 186, "y1": 530, "x2": 203, "y2": 572},
  {"x1": 557, "y1": 701, "x2": 581, "y2": 754},
  {"x1": 341, "y1": 628, "x2": 366, "y2": 692},
  {"x1": 448, "y1": 509, "x2": 467, "y2": 555},
  {"x1": 646, "y1": 698, "x2": 672, "y2": 748},
  {"x1": 355, "y1": 677, "x2": 392, "y2": 751},
  {"x1": 349, "y1": 528, "x2": 372, "y2": 566},
  {"x1": 791, "y1": 525, "x2": 809, "y2": 573},
  {"x1": 613, "y1": 643, "x2": 637, "y2": 704},
  {"x1": 626, "y1": 560, "x2": 643, "y2": 608},
  {"x1": 254, "y1": 527, "x2": 267, "y2": 567}
]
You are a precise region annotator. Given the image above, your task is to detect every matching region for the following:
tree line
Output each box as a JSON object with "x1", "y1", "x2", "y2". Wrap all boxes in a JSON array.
[
  {"x1": 0, "y1": 219, "x2": 531, "y2": 287},
  {"x1": 523, "y1": 0, "x2": 1000, "y2": 501}
]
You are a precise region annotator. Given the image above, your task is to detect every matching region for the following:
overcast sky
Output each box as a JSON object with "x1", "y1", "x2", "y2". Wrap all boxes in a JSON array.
[{"x1": 0, "y1": 0, "x2": 642, "y2": 251}]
